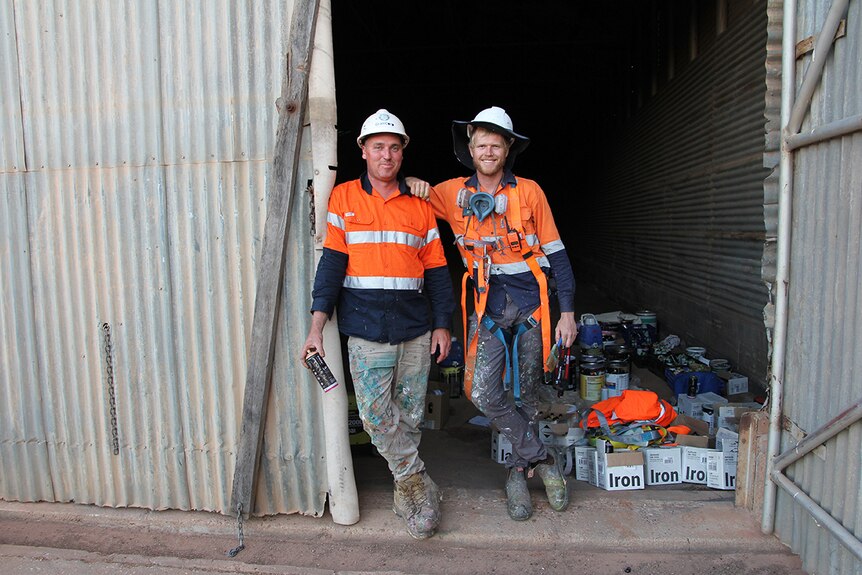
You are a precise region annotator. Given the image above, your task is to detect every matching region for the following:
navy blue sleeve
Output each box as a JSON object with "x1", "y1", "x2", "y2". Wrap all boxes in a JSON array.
[
  {"x1": 424, "y1": 265, "x2": 456, "y2": 330},
  {"x1": 310, "y1": 247, "x2": 348, "y2": 317},
  {"x1": 547, "y1": 249, "x2": 576, "y2": 313}
]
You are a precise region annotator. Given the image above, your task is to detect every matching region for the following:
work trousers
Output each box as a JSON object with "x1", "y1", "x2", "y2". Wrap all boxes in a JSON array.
[
  {"x1": 469, "y1": 297, "x2": 547, "y2": 469},
  {"x1": 347, "y1": 332, "x2": 431, "y2": 480}
]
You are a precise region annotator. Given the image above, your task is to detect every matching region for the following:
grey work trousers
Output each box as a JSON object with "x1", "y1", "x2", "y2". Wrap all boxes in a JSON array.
[
  {"x1": 347, "y1": 332, "x2": 431, "y2": 480},
  {"x1": 469, "y1": 298, "x2": 548, "y2": 469}
]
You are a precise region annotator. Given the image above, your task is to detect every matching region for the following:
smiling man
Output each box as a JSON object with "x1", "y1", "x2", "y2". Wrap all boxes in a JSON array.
[
  {"x1": 301, "y1": 109, "x2": 455, "y2": 539},
  {"x1": 409, "y1": 106, "x2": 577, "y2": 521}
]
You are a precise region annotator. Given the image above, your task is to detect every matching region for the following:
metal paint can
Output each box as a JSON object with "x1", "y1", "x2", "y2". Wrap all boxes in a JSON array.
[
  {"x1": 605, "y1": 360, "x2": 630, "y2": 398},
  {"x1": 636, "y1": 310, "x2": 657, "y2": 328},
  {"x1": 579, "y1": 360, "x2": 605, "y2": 402}
]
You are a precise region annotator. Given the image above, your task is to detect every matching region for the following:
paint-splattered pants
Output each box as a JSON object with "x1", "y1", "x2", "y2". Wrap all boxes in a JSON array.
[
  {"x1": 469, "y1": 298, "x2": 548, "y2": 469},
  {"x1": 347, "y1": 332, "x2": 431, "y2": 481}
]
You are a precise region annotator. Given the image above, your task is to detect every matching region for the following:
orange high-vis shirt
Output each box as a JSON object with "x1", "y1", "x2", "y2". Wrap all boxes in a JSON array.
[{"x1": 324, "y1": 180, "x2": 448, "y2": 284}]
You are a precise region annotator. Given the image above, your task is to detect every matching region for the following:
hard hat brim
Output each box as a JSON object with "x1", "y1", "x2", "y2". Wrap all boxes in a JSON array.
[{"x1": 451, "y1": 119, "x2": 530, "y2": 171}]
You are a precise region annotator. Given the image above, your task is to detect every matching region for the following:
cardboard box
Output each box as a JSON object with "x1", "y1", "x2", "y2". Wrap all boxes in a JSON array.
[
  {"x1": 671, "y1": 413, "x2": 710, "y2": 436},
  {"x1": 707, "y1": 450, "x2": 738, "y2": 490},
  {"x1": 716, "y1": 402, "x2": 762, "y2": 432},
  {"x1": 423, "y1": 390, "x2": 449, "y2": 430},
  {"x1": 715, "y1": 427, "x2": 739, "y2": 453},
  {"x1": 682, "y1": 446, "x2": 722, "y2": 484},
  {"x1": 535, "y1": 402, "x2": 576, "y2": 421},
  {"x1": 677, "y1": 434, "x2": 711, "y2": 448},
  {"x1": 539, "y1": 421, "x2": 586, "y2": 448},
  {"x1": 575, "y1": 446, "x2": 600, "y2": 486},
  {"x1": 676, "y1": 391, "x2": 728, "y2": 418},
  {"x1": 717, "y1": 370, "x2": 749, "y2": 395},
  {"x1": 491, "y1": 429, "x2": 513, "y2": 464},
  {"x1": 643, "y1": 446, "x2": 683, "y2": 485},
  {"x1": 595, "y1": 439, "x2": 645, "y2": 491}
]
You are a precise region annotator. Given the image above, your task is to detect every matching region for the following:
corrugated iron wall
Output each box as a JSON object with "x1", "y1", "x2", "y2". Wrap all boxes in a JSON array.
[
  {"x1": 768, "y1": 1, "x2": 862, "y2": 573},
  {"x1": 0, "y1": 1, "x2": 331, "y2": 517},
  {"x1": 578, "y1": 0, "x2": 771, "y2": 389}
]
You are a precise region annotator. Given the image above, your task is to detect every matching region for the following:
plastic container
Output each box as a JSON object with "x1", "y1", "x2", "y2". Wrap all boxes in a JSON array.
[{"x1": 578, "y1": 313, "x2": 603, "y2": 350}]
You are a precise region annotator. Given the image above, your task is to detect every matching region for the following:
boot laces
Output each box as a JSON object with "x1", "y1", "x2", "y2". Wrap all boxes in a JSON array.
[{"x1": 402, "y1": 474, "x2": 429, "y2": 513}]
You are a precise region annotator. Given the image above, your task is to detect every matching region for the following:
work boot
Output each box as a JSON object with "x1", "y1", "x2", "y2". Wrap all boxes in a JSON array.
[
  {"x1": 393, "y1": 471, "x2": 441, "y2": 539},
  {"x1": 505, "y1": 467, "x2": 532, "y2": 521},
  {"x1": 532, "y1": 455, "x2": 569, "y2": 512}
]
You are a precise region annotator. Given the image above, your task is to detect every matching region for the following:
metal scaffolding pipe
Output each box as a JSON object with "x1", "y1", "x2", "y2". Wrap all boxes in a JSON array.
[
  {"x1": 772, "y1": 400, "x2": 862, "y2": 471},
  {"x1": 761, "y1": 0, "x2": 797, "y2": 536},
  {"x1": 787, "y1": 0, "x2": 850, "y2": 133},
  {"x1": 771, "y1": 472, "x2": 862, "y2": 562},
  {"x1": 786, "y1": 113, "x2": 862, "y2": 151}
]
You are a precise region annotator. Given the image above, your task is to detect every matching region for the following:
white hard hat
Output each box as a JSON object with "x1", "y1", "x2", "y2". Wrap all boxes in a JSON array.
[
  {"x1": 357, "y1": 109, "x2": 410, "y2": 147},
  {"x1": 451, "y1": 106, "x2": 529, "y2": 170},
  {"x1": 469, "y1": 106, "x2": 516, "y2": 135}
]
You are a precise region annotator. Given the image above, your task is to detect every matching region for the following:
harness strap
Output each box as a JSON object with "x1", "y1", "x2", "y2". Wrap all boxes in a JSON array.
[
  {"x1": 461, "y1": 184, "x2": 553, "y2": 400},
  {"x1": 480, "y1": 314, "x2": 539, "y2": 406},
  {"x1": 586, "y1": 408, "x2": 669, "y2": 448}
]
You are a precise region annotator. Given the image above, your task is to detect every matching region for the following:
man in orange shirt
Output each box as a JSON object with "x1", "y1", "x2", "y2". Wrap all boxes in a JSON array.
[
  {"x1": 409, "y1": 107, "x2": 577, "y2": 521},
  {"x1": 301, "y1": 110, "x2": 455, "y2": 539}
]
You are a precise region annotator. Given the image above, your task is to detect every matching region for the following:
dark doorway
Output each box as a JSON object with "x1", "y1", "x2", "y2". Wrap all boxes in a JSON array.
[{"x1": 330, "y1": 1, "x2": 648, "y2": 259}]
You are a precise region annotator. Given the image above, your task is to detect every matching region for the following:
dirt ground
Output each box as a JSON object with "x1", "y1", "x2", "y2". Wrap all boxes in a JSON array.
[{"x1": 0, "y1": 510, "x2": 807, "y2": 575}]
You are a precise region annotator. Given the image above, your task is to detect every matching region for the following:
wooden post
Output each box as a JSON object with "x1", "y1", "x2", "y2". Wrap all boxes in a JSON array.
[{"x1": 231, "y1": 0, "x2": 321, "y2": 519}]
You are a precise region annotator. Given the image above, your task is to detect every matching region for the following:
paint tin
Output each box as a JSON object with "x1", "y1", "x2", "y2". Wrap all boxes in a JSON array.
[
  {"x1": 636, "y1": 310, "x2": 657, "y2": 328},
  {"x1": 579, "y1": 361, "x2": 605, "y2": 402},
  {"x1": 605, "y1": 360, "x2": 630, "y2": 398}
]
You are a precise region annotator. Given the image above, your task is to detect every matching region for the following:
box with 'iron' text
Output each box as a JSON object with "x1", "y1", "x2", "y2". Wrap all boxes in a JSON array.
[
  {"x1": 595, "y1": 439, "x2": 645, "y2": 491},
  {"x1": 642, "y1": 446, "x2": 682, "y2": 485}
]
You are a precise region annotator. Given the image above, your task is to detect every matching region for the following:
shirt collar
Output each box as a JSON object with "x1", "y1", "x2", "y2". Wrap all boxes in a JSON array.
[
  {"x1": 360, "y1": 172, "x2": 409, "y2": 196},
  {"x1": 464, "y1": 169, "x2": 518, "y2": 191}
]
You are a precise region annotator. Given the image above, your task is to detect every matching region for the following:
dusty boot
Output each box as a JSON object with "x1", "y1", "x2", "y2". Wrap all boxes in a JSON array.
[
  {"x1": 393, "y1": 472, "x2": 441, "y2": 539},
  {"x1": 533, "y1": 455, "x2": 569, "y2": 512},
  {"x1": 505, "y1": 467, "x2": 532, "y2": 521}
]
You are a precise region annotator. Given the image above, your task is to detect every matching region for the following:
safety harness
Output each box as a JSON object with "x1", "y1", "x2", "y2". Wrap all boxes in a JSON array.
[{"x1": 460, "y1": 184, "x2": 552, "y2": 406}]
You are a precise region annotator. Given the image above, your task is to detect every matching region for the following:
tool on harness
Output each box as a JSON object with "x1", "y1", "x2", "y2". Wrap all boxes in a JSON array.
[{"x1": 461, "y1": 186, "x2": 552, "y2": 405}]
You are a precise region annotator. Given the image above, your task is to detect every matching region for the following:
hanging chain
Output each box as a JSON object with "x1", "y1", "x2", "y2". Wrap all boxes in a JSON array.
[
  {"x1": 102, "y1": 322, "x2": 120, "y2": 455},
  {"x1": 308, "y1": 182, "x2": 316, "y2": 237},
  {"x1": 226, "y1": 501, "x2": 246, "y2": 557}
]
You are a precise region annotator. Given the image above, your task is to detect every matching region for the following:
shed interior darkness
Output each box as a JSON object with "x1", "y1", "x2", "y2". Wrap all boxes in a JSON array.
[
  {"x1": 330, "y1": 0, "x2": 756, "y2": 295},
  {"x1": 329, "y1": 0, "x2": 769, "y2": 389},
  {"x1": 330, "y1": 1, "x2": 641, "y2": 269}
]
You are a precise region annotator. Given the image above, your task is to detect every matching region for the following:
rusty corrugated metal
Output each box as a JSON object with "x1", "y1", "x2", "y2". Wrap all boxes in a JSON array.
[
  {"x1": 771, "y1": 1, "x2": 862, "y2": 572},
  {"x1": 0, "y1": 0, "x2": 330, "y2": 517},
  {"x1": 580, "y1": 0, "x2": 771, "y2": 388}
]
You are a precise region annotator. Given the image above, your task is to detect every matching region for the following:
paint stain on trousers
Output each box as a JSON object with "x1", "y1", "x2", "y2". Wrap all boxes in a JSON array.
[{"x1": 348, "y1": 332, "x2": 431, "y2": 480}]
